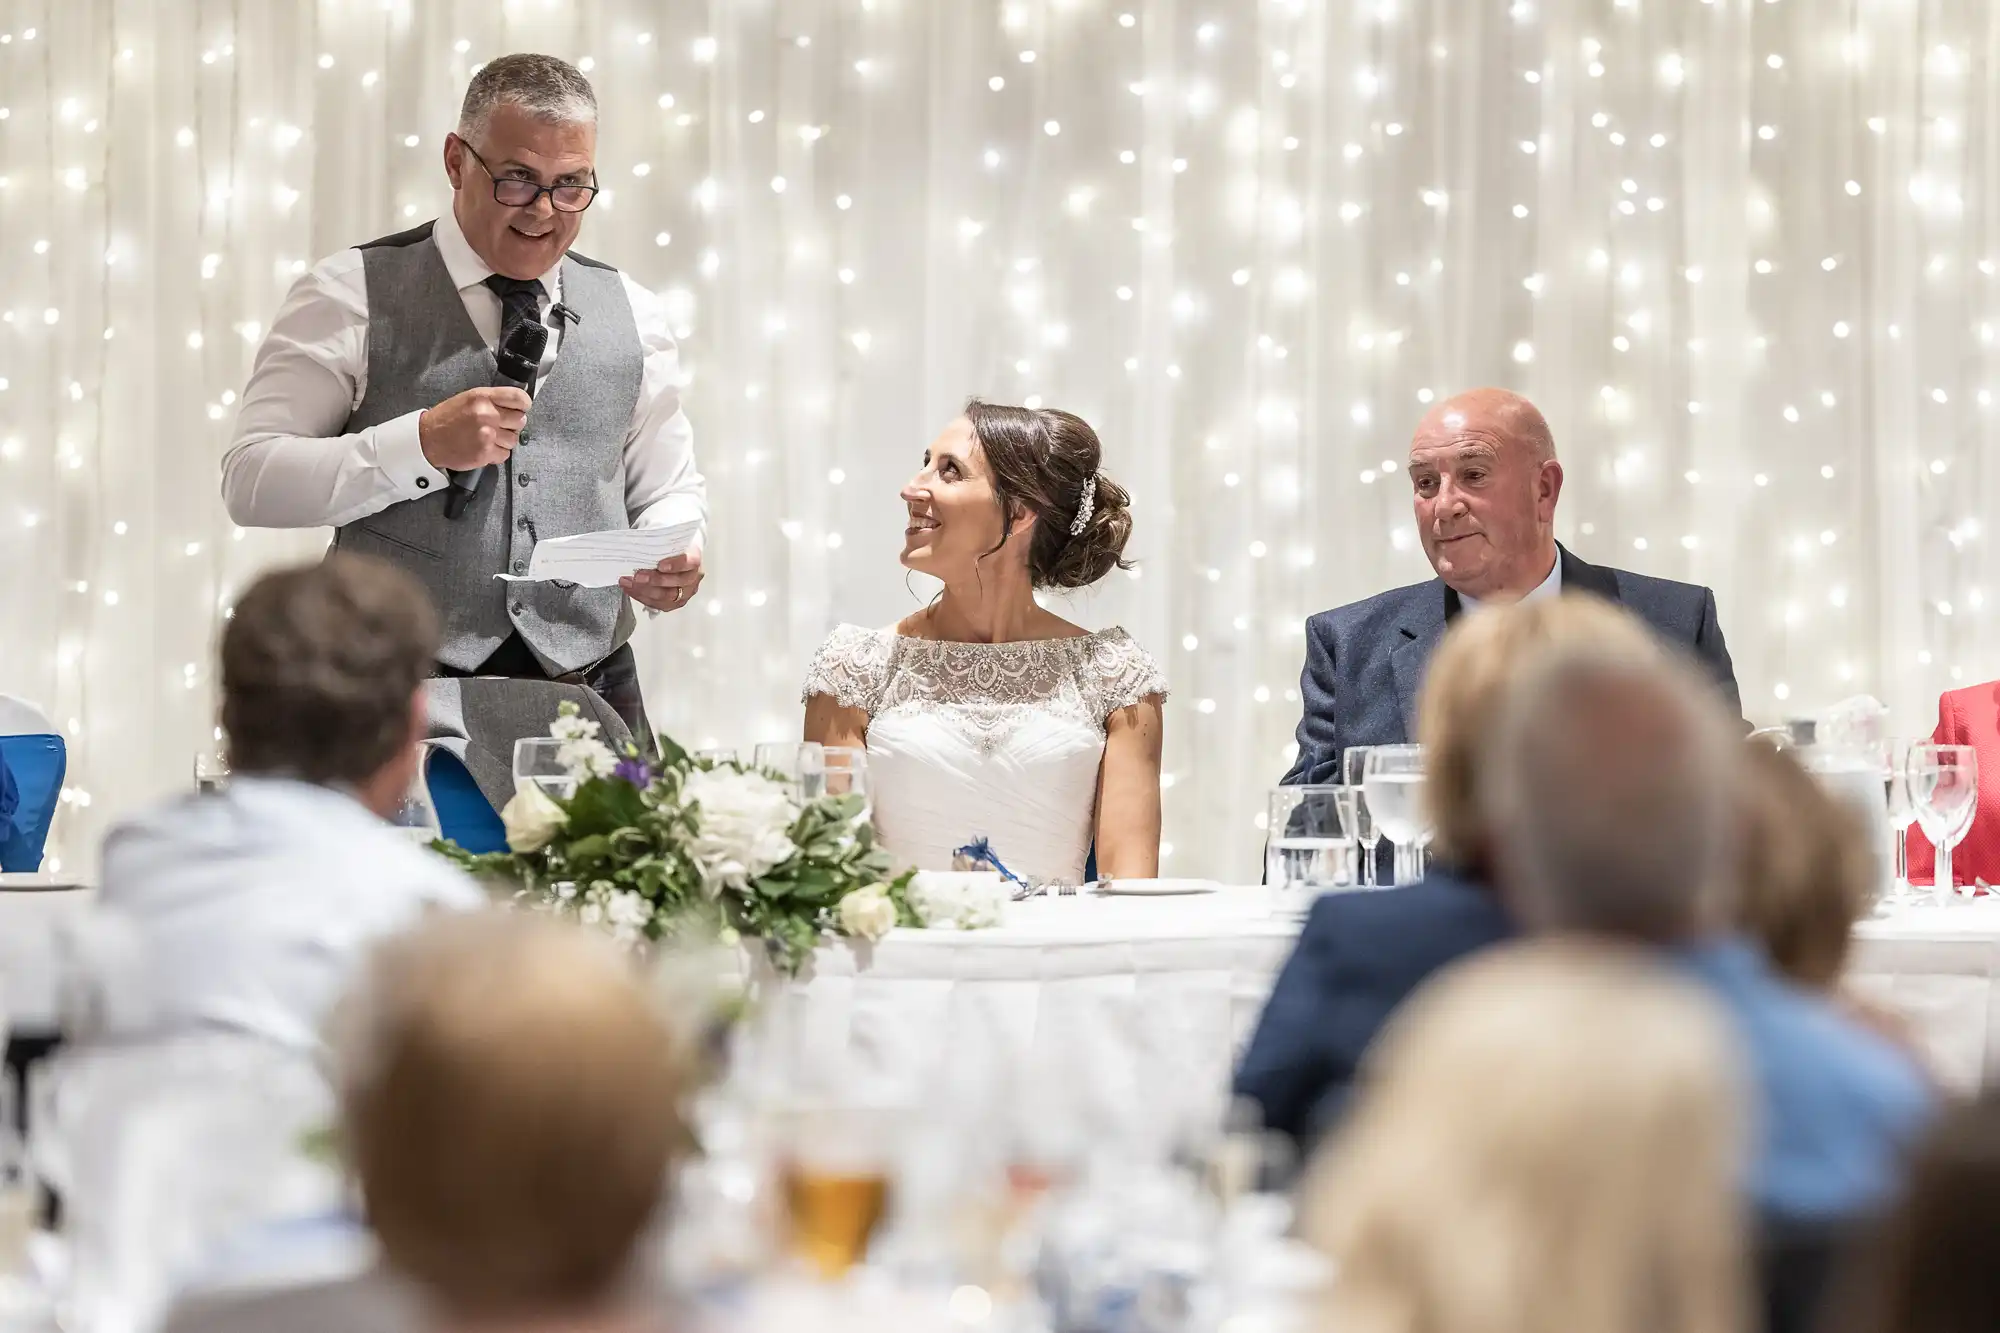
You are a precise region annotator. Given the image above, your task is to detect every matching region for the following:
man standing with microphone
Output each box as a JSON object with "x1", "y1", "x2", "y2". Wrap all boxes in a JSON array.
[{"x1": 224, "y1": 54, "x2": 703, "y2": 744}]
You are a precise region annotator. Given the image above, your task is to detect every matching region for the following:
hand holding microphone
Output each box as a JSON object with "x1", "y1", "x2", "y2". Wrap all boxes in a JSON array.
[{"x1": 429, "y1": 317, "x2": 550, "y2": 519}]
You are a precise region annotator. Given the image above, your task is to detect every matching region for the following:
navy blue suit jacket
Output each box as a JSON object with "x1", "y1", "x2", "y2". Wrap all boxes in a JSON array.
[
  {"x1": 1234, "y1": 870, "x2": 1514, "y2": 1149},
  {"x1": 1281, "y1": 545, "x2": 1742, "y2": 786}
]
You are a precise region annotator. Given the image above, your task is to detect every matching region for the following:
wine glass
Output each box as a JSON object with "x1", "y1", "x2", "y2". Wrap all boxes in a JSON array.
[
  {"x1": 513, "y1": 737, "x2": 577, "y2": 800},
  {"x1": 1362, "y1": 745, "x2": 1429, "y2": 887},
  {"x1": 1342, "y1": 746, "x2": 1380, "y2": 888},
  {"x1": 821, "y1": 747, "x2": 870, "y2": 822},
  {"x1": 694, "y1": 746, "x2": 742, "y2": 767},
  {"x1": 1909, "y1": 743, "x2": 1978, "y2": 906},
  {"x1": 390, "y1": 746, "x2": 444, "y2": 846},
  {"x1": 1265, "y1": 786, "x2": 1355, "y2": 913},
  {"x1": 1880, "y1": 739, "x2": 1916, "y2": 909}
]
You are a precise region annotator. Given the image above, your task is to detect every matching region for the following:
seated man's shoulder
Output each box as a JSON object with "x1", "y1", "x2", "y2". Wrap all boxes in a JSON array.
[
  {"x1": 1300, "y1": 874, "x2": 1512, "y2": 953},
  {"x1": 1307, "y1": 577, "x2": 1438, "y2": 640},
  {"x1": 1737, "y1": 968, "x2": 1932, "y2": 1115},
  {"x1": 1600, "y1": 563, "x2": 1713, "y2": 616}
]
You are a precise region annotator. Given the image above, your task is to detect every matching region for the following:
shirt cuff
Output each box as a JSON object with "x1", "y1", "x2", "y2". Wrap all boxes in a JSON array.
[{"x1": 375, "y1": 409, "x2": 448, "y2": 498}]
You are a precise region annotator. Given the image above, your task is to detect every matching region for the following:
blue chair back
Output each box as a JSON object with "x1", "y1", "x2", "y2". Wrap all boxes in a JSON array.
[
  {"x1": 426, "y1": 747, "x2": 507, "y2": 855},
  {"x1": 0, "y1": 734, "x2": 66, "y2": 873}
]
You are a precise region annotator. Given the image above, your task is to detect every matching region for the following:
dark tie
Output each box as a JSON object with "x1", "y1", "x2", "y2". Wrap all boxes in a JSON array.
[{"x1": 483, "y1": 273, "x2": 545, "y2": 342}]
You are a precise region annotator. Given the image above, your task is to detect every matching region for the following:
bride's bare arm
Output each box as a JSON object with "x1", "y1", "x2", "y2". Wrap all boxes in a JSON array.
[
  {"x1": 804, "y1": 692, "x2": 869, "y2": 749},
  {"x1": 1094, "y1": 695, "x2": 1165, "y2": 879}
]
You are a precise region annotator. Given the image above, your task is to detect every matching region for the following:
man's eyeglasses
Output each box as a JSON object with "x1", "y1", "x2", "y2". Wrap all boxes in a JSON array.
[{"x1": 458, "y1": 139, "x2": 599, "y2": 213}]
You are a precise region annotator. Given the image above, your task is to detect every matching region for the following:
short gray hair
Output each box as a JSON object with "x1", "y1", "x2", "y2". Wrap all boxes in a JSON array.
[
  {"x1": 457, "y1": 53, "x2": 597, "y2": 142},
  {"x1": 1482, "y1": 645, "x2": 1741, "y2": 943}
]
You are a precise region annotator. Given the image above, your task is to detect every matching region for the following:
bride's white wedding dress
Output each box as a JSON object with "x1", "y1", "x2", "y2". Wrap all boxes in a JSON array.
[{"x1": 802, "y1": 626, "x2": 1168, "y2": 883}]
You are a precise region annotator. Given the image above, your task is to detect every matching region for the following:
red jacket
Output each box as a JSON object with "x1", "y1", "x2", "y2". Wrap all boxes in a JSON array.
[{"x1": 1907, "y1": 681, "x2": 2000, "y2": 887}]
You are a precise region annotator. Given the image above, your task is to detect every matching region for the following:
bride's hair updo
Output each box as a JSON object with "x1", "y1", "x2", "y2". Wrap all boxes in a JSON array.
[{"x1": 963, "y1": 399, "x2": 1134, "y2": 590}]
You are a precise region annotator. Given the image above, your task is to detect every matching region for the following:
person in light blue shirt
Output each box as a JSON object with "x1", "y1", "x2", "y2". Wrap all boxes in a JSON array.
[{"x1": 1481, "y1": 640, "x2": 1932, "y2": 1223}]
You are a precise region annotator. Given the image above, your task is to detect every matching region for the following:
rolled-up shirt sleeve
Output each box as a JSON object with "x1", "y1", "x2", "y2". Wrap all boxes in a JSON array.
[
  {"x1": 221, "y1": 250, "x2": 446, "y2": 528},
  {"x1": 621, "y1": 276, "x2": 708, "y2": 540}
]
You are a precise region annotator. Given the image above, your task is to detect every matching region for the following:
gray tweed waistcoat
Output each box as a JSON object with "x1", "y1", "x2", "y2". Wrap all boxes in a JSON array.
[{"x1": 331, "y1": 220, "x2": 643, "y2": 675}]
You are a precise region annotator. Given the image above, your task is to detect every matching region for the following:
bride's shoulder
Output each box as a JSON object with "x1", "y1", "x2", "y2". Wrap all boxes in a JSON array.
[
  {"x1": 1078, "y1": 627, "x2": 1169, "y2": 713},
  {"x1": 801, "y1": 624, "x2": 895, "y2": 710}
]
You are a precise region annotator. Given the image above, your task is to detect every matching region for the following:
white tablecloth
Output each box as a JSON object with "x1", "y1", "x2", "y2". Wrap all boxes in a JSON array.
[
  {"x1": 10, "y1": 879, "x2": 2000, "y2": 1099},
  {"x1": 742, "y1": 891, "x2": 1299, "y2": 1139},
  {"x1": 1849, "y1": 899, "x2": 2000, "y2": 1091}
]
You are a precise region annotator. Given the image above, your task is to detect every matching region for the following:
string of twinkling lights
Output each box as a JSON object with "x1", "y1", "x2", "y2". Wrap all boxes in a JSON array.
[{"x1": 1, "y1": 0, "x2": 1996, "y2": 880}]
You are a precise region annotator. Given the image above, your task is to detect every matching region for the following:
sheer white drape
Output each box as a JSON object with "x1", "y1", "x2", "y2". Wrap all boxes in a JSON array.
[{"x1": 2, "y1": 0, "x2": 1996, "y2": 879}]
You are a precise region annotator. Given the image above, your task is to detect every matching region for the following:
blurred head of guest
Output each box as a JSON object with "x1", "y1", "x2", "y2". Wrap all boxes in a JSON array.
[
  {"x1": 222, "y1": 553, "x2": 439, "y2": 819},
  {"x1": 1303, "y1": 941, "x2": 1751, "y2": 1333},
  {"x1": 1479, "y1": 644, "x2": 1933, "y2": 1230},
  {"x1": 1735, "y1": 741, "x2": 1877, "y2": 990},
  {"x1": 899, "y1": 399, "x2": 1135, "y2": 599},
  {"x1": 334, "y1": 912, "x2": 685, "y2": 1333},
  {"x1": 1420, "y1": 595, "x2": 1662, "y2": 879},
  {"x1": 1839, "y1": 1091, "x2": 2000, "y2": 1333},
  {"x1": 1482, "y1": 644, "x2": 1741, "y2": 942},
  {"x1": 443, "y1": 54, "x2": 599, "y2": 281},
  {"x1": 1407, "y1": 388, "x2": 1563, "y2": 602}
]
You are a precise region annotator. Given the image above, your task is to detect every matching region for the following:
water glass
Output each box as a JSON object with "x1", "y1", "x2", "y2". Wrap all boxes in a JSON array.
[
  {"x1": 1909, "y1": 743, "x2": 1978, "y2": 905},
  {"x1": 1266, "y1": 785, "x2": 1356, "y2": 912},
  {"x1": 514, "y1": 736, "x2": 577, "y2": 800},
  {"x1": 390, "y1": 746, "x2": 444, "y2": 846},
  {"x1": 1363, "y1": 745, "x2": 1429, "y2": 887},
  {"x1": 694, "y1": 746, "x2": 742, "y2": 767},
  {"x1": 1342, "y1": 746, "x2": 1380, "y2": 887},
  {"x1": 755, "y1": 742, "x2": 827, "y2": 799},
  {"x1": 192, "y1": 752, "x2": 230, "y2": 795},
  {"x1": 1880, "y1": 739, "x2": 1916, "y2": 906},
  {"x1": 821, "y1": 747, "x2": 870, "y2": 822}
]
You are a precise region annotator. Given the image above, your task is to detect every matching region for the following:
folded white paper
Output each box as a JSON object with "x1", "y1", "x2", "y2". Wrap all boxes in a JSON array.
[{"x1": 494, "y1": 521, "x2": 701, "y2": 588}]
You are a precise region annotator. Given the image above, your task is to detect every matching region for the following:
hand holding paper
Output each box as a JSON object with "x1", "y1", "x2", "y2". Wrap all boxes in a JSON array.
[{"x1": 494, "y1": 521, "x2": 702, "y2": 589}]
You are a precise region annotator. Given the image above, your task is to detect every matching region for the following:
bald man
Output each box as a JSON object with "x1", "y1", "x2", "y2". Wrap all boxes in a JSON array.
[{"x1": 1282, "y1": 388, "x2": 1741, "y2": 789}]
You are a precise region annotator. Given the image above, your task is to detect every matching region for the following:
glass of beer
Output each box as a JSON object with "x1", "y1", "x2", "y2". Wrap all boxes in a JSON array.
[{"x1": 777, "y1": 1104, "x2": 896, "y2": 1280}]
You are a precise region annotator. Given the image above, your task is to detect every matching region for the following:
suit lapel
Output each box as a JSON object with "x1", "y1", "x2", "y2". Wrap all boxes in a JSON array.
[
  {"x1": 1391, "y1": 583, "x2": 1452, "y2": 738},
  {"x1": 1559, "y1": 543, "x2": 1623, "y2": 604}
]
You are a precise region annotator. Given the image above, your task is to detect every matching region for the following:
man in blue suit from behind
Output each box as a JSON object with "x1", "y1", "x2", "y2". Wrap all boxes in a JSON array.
[{"x1": 1281, "y1": 387, "x2": 1741, "y2": 788}]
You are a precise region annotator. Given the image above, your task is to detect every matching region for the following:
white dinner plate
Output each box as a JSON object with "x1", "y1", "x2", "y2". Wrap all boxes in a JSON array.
[{"x1": 1095, "y1": 878, "x2": 1221, "y2": 896}]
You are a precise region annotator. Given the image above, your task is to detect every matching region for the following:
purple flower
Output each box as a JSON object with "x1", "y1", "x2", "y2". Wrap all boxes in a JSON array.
[{"x1": 613, "y1": 756, "x2": 653, "y2": 788}]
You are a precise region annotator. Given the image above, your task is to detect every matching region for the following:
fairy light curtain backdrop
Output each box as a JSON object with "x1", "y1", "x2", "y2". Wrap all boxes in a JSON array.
[{"x1": 1, "y1": 0, "x2": 1996, "y2": 879}]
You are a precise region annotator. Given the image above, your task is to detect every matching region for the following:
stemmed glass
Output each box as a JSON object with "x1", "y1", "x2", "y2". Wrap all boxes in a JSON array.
[
  {"x1": 1362, "y1": 745, "x2": 1429, "y2": 887},
  {"x1": 1342, "y1": 746, "x2": 1380, "y2": 888},
  {"x1": 514, "y1": 737, "x2": 577, "y2": 800},
  {"x1": 1909, "y1": 743, "x2": 1978, "y2": 906},
  {"x1": 1880, "y1": 739, "x2": 1917, "y2": 907},
  {"x1": 192, "y1": 752, "x2": 230, "y2": 795}
]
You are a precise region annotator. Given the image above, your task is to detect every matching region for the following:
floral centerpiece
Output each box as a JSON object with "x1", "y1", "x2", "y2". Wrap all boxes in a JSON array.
[{"x1": 438, "y1": 703, "x2": 917, "y2": 975}]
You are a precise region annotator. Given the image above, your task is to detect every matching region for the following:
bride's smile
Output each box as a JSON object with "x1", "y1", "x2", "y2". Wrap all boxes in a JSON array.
[{"x1": 897, "y1": 417, "x2": 1019, "y2": 577}]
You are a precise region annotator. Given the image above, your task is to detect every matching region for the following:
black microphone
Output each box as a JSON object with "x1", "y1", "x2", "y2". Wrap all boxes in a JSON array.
[{"x1": 446, "y1": 318, "x2": 549, "y2": 520}]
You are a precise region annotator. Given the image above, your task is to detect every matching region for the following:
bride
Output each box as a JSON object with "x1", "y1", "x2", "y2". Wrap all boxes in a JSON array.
[{"x1": 803, "y1": 400, "x2": 1166, "y2": 884}]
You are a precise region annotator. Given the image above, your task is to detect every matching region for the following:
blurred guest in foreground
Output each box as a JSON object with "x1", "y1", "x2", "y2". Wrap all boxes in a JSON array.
[
  {"x1": 86, "y1": 555, "x2": 482, "y2": 1050},
  {"x1": 1834, "y1": 1091, "x2": 2000, "y2": 1333},
  {"x1": 1905, "y1": 679, "x2": 2000, "y2": 890},
  {"x1": 1483, "y1": 643, "x2": 1932, "y2": 1224},
  {"x1": 1737, "y1": 741, "x2": 1921, "y2": 1062},
  {"x1": 1303, "y1": 942, "x2": 1751, "y2": 1333},
  {"x1": 334, "y1": 911, "x2": 685, "y2": 1333},
  {"x1": 1234, "y1": 595, "x2": 1662, "y2": 1149}
]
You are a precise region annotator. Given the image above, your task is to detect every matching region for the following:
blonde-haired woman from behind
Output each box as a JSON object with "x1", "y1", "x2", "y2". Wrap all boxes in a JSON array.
[{"x1": 1301, "y1": 940, "x2": 1753, "y2": 1333}]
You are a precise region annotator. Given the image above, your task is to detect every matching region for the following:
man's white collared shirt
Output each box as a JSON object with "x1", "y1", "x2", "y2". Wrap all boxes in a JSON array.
[{"x1": 1456, "y1": 553, "x2": 1563, "y2": 615}]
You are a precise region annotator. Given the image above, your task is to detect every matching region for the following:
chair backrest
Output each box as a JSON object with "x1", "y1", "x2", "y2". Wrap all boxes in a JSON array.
[
  {"x1": 0, "y1": 694, "x2": 53, "y2": 736},
  {"x1": 425, "y1": 747, "x2": 507, "y2": 855},
  {"x1": 0, "y1": 733, "x2": 66, "y2": 873}
]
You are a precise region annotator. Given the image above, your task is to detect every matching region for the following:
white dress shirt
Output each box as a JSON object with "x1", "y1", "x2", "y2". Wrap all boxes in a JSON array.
[
  {"x1": 83, "y1": 777, "x2": 486, "y2": 1051},
  {"x1": 221, "y1": 210, "x2": 705, "y2": 537},
  {"x1": 1456, "y1": 551, "x2": 1562, "y2": 615}
]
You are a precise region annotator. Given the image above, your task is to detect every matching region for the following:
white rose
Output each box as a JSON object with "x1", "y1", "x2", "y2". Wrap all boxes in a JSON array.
[
  {"x1": 909, "y1": 872, "x2": 1007, "y2": 931},
  {"x1": 837, "y1": 884, "x2": 899, "y2": 942},
  {"x1": 680, "y1": 767, "x2": 799, "y2": 894},
  {"x1": 501, "y1": 782, "x2": 568, "y2": 853},
  {"x1": 606, "y1": 890, "x2": 653, "y2": 946}
]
